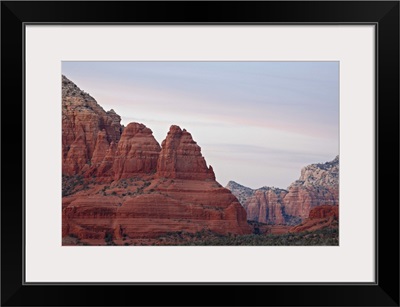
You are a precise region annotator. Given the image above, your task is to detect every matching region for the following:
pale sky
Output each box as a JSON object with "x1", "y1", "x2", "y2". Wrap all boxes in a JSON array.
[{"x1": 62, "y1": 62, "x2": 339, "y2": 189}]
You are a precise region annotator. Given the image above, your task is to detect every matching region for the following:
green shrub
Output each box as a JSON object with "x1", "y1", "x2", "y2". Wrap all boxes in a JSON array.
[{"x1": 104, "y1": 232, "x2": 114, "y2": 245}]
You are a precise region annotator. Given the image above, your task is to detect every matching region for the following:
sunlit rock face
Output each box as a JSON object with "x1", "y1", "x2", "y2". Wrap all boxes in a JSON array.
[{"x1": 62, "y1": 77, "x2": 251, "y2": 243}]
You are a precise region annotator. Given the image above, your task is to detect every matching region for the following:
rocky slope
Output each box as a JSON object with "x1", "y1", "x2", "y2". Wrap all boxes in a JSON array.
[
  {"x1": 226, "y1": 156, "x2": 339, "y2": 225},
  {"x1": 62, "y1": 75, "x2": 123, "y2": 176},
  {"x1": 62, "y1": 76, "x2": 251, "y2": 243},
  {"x1": 289, "y1": 205, "x2": 339, "y2": 233},
  {"x1": 225, "y1": 181, "x2": 254, "y2": 205}
]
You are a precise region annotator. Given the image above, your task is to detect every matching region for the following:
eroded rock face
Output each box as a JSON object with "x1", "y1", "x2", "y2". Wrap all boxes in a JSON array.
[
  {"x1": 156, "y1": 125, "x2": 215, "y2": 180},
  {"x1": 62, "y1": 75, "x2": 122, "y2": 175},
  {"x1": 113, "y1": 123, "x2": 161, "y2": 180},
  {"x1": 282, "y1": 186, "x2": 338, "y2": 220},
  {"x1": 95, "y1": 142, "x2": 117, "y2": 179},
  {"x1": 283, "y1": 157, "x2": 339, "y2": 219},
  {"x1": 226, "y1": 157, "x2": 339, "y2": 225},
  {"x1": 91, "y1": 130, "x2": 110, "y2": 166},
  {"x1": 289, "y1": 205, "x2": 338, "y2": 233},
  {"x1": 62, "y1": 196, "x2": 119, "y2": 239},
  {"x1": 309, "y1": 205, "x2": 338, "y2": 219},
  {"x1": 116, "y1": 179, "x2": 250, "y2": 239},
  {"x1": 62, "y1": 77, "x2": 251, "y2": 243},
  {"x1": 243, "y1": 188, "x2": 287, "y2": 225},
  {"x1": 62, "y1": 176, "x2": 251, "y2": 241}
]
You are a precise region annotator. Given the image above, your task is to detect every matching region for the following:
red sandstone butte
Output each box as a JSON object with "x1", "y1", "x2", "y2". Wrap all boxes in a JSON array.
[
  {"x1": 63, "y1": 142, "x2": 251, "y2": 240},
  {"x1": 112, "y1": 122, "x2": 161, "y2": 180},
  {"x1": 156, "y1": 125, "x2": 215, "y2": 180},
  {"x1": 61, "y1": 76, "x2": 252, "y2": 243}
]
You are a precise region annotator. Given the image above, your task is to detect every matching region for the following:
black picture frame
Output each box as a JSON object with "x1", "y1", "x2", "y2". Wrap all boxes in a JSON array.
[{"x1": 1, "y1": 1, "x2": 399, "y2": 306}]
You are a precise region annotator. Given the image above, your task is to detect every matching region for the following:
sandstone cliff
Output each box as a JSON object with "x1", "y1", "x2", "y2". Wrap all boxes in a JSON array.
[
  {"x1": 283, "y1": 156, "x2": 339, "y2": 220},
  {"x1": 62, "y1": 126, "x2": 251, "y2": 241},
  {"x1": 62, "y1": 75, "x2": 122, "y2": 175},
  {"x1": 226, "y1": 156, "x2": 339, "y2": 225},
  {"x1": 289, "y1": 205, "x2": 339, "y2": 233},
  {"x1": 62, "y1": 76, "x2": 251, "y2": 243},
  {"x1": 243, "y1": 187, "x2": 288, "y2": 225}
]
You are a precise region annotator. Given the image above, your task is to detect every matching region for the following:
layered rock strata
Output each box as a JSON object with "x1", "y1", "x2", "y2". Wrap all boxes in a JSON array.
[
  {"x1": 226, "y1": 156, "x2": 339, "y2": 225},
  {"x1": 62, "y1": 180, "x2": 251, "y2": 240},
  {"x1": 112, "y1": 123, "x2": 161, "y2": 180},
  {"x1": 156, "y1": 125, "x2": 215, "y2": 180},
  {"x1": 62, "y1": 76, "x2": 251, "y2": 242},
  {"x1": 62, "y1": 75, "x2": 122, "y2": 175},
  {"x1": 283, "y1": 156, "x2": 338, "y2": 219},
  {"x1": 243, "y1": 188, "x2": 287, "y2": 225},
  {"x1": 289, "y1": 205, "x2": 339, "y2": 233}
]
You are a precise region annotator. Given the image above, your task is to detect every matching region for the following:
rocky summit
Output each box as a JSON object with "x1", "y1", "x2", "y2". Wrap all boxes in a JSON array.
[
  {"x1": 62, "y1": 76, "x2": 251, "y2": 244},
  {"x1": 156, "y1": 125, "x2": 215, "y2": 180},
  {"x1": 62, "y1": 75, "x2": 123, "y2": 176},
  {"x1": 112, "y1": 122, "x2": 161, "y2": 180},
  {"x1": 225, "y1": 181, "x2": 255, "y2": 205},
  {"x1": 226, "y1": 157, "x2": 339, "y2": 226}
]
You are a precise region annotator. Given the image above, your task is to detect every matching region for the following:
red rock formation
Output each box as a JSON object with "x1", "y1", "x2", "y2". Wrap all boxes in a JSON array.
[
  {"x1": 283, "y1": 186, "x2": 338, "y2": 219},
  {"x1": 62, "y1": 77, "x2": 252, "y2": 243},
  {"x1": 63, "y1": 175, "x2": 251, "y2": 242},
  {"x1": 227, "y1": 157, "x2": 339, "y2": 225},
  {"x1": 113, "y1": 123, "x2": 161, "y2": 180},
  {"x1": 62, "y1": 75, "x2": 122, "y2": 175},
  {"x1": 113, "y1": 178, "x2": 250, "y2": 239},
  {"x1": 309, "y1": 205, "x2": 338, "y2": 219},
  {"x1": 243, "y1": 188, "x2": 287, "y2": 224},
  {"x1": 289, "y1": 205, "x2": 338, "y2": 233},
  {"x1": 91, "y1": 130, "x2": 110, "y2": 166},
  {"x1": 283, "y1": 157, "x2": 339, "y2": 219},
  {"x1": 62, "y1": 196, "x2": 119, "y2": 239},
  {"x1": 63, "y1": 133, "x2": 89, "y2": 174},
  {"x1": 95, "y1": 142, "x2": 117, "y2": 178},
  {"x1": 156, "y1": 125, "x2": 215, "y2": 180},
  {"x1": 62, "y1": 94, "x2": 251, "y2": 243}
]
